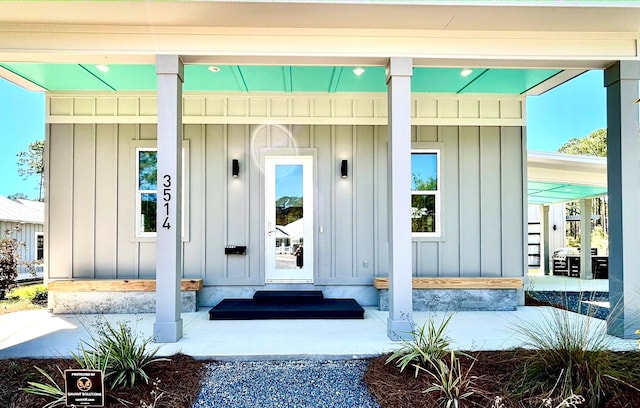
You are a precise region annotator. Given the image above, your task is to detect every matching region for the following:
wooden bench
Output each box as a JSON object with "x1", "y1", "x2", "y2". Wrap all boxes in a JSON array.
[
  {"x1": 47, "y1": 279, "x2": 204, "y2": 314},
  {"x1": 373, "y1": 277, "x2": 522, "y2": 290},
  {"x1": 374, "y1": 277, "x2": 523, "y2": 311},
  {"x1": 48, "y1": 279, "x2": 204, "y2": 292}
]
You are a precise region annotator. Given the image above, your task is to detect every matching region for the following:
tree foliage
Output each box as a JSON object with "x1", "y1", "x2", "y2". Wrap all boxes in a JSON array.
[
  {"x1": 557, "y1": 128, "x2": 607, "y2": 157},
  {"x1": 412, "y1": 173, "x2": 437, "y2": 191},
  {"x1": 0, "y1": 227, "x2": 25, "y2": 295},
  {"x1": 7, "y1": 193, "x2": 29, "y2": 200},
  {"x1": 276, "y1": 196, "x2": 303, "y2": 226},
  {"x1": 16, "y1": 140, "x2": 45, "y2": 201}
]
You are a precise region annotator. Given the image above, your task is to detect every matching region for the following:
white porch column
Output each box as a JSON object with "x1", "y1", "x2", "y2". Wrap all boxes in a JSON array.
[
  {"x1": 542, "y1": 205, "x2": 550, "y2": 275},
  {"x1": 579, "y1": 199, "x2": 592, "y2": 279},
  {"x1": 605, "y1": 60, "x2": 640, "y2": 338},
  {"x1": 386, "y1": 57, "x2": 413, "y2": 340},
  {"x1": 154, "y1": 55, "x2": 184, "y2": 343}
]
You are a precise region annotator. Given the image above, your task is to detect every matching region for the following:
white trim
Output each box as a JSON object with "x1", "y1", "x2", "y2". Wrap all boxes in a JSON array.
[
  {"x1": 46, "y1": 93, "x2": 526, "y2": 126},
  {"x1": 133, "y1": 144, "x2": 190, "y2": 241},
  {"x1": 264, "y1": 155, "x2": 315, "y2": 283},
  {"x1": 410, "y1": 149, "x2": 441, "y2": 238}
]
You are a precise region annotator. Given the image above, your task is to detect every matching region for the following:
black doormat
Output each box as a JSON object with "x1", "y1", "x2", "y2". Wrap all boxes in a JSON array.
[{"x1": 208, "y1": 291, "x2": 364, "y2": 320}]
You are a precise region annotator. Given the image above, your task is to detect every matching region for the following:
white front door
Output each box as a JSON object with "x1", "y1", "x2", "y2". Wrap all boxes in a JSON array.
[{"x1": 265, "y1": 155, "x2": 314, "y2": 283}]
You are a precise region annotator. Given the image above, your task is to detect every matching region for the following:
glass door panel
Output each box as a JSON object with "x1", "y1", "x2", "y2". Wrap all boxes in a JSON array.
[{"x1": 265, "y1": 156, "x2": 313, "y2": 282}]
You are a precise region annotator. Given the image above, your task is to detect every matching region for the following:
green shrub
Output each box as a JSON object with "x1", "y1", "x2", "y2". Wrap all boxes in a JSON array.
[
  {"x1": 511, "y1": 306, "x2": 640, "y2": 407},
  {"x1": 8, "y1": 284, "x2": 47, "y2": 305},
  {"x1": 20, "y1": 366, "x2": 66, "y2": 408},
  {"x1": 78, "y1": 319, "x2": 166, "y2": 389},
  {"x1": 421, "y1": 350, "x2": 476, "y2": 408},
  {"x1": 386, "y1": 314, "x2": 453, "y2": 377},
  {"x1": 0, "y1": 227, "x2": 23, "y2": 296}
]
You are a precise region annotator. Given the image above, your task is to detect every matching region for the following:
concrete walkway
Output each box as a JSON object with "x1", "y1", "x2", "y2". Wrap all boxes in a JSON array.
[
  {"x1": 525, "y1": 274, "x2": 609, "y2": 292},
  {"x1": 0, "y1": 305, "x2": 635, "y2": 360}
]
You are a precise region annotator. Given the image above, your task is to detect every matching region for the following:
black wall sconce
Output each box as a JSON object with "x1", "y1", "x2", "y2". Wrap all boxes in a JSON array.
[
  {"x1": 232, "y1": 159, "x2": 240, "y2": 178},
  {"x1": 340, "y1": 160, "x2": 348, "y2": 178}
]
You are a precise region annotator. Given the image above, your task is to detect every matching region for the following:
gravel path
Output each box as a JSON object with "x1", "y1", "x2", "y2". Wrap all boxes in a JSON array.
[{"x1": 192, "y1": 359, "x2": 381, "y2": 408}]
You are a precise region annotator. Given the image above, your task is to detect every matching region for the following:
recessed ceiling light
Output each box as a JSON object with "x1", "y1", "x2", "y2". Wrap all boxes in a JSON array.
[
  {"x1": 208, "y1": 66, "x2": 221, "y2": 73},
  {"x1": 353, "y1": 67, "x2": 365, "y2": 76},
  {"x1": 460, "y1": 68, "x2": 473, "y2": 77},
  {"x1": 95, "y1": 64, "x2": 109, "y2": 73}
]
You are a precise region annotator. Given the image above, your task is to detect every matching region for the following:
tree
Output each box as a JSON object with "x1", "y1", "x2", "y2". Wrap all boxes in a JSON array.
[
  {"x1": 0, "y1": 227, "x2": 25, "y2": 299},
  {"x1": 557, "y1": 128, "x2": 607, "y2": 157},
  {"x1": 7, "y1": 193, "x2": 29, "y2": 200},
  {"x1": 558, "y1": 129, "x2": 608, "y2": 251},
  {"x1": 276, "y1": 196, "x2": 303, "y2": 225},
  {"x1": 16, "y1": 140, "x2": 45, "y2": 201}
]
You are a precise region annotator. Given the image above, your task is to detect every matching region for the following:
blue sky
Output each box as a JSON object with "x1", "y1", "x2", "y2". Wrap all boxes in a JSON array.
[
  {"x1": 526, "y1": 70, "x2": 606, "y2": 152},
  {"x1": 0, "y1": 70, "x2": 607, "y2": 198},
  {"x1": 0, "y1": 79, "x2": 45, "y2": 199}
]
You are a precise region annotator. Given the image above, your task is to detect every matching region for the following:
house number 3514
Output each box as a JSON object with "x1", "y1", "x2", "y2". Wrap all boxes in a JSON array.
[{"x1": 162, "y1": 174, "x2": 171, "y2": 230}]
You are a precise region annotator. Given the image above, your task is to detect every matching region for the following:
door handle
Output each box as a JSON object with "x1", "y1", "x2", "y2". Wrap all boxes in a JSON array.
[{"x1": 267, "y1": 222, "x2": 276, "y2": 236}]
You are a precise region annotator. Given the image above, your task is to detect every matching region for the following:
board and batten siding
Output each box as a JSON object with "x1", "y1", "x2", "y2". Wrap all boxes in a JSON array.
[{"x1": 45, "y1": 93, "x2": 526, "y2": 286}]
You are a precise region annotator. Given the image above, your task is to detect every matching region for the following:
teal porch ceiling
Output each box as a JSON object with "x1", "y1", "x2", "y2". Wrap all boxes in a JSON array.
[
  {"x1": 527, "y1": 181, "x2": 607, "y2": 205},
  {"x1": 0, "y1": 63, "x2": 561, "y2": 94}
]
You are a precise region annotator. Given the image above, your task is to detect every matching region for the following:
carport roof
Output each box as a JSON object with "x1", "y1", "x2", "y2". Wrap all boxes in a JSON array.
[{"x1": 527, "y1": 151, "x2": 607, "y2": 205}]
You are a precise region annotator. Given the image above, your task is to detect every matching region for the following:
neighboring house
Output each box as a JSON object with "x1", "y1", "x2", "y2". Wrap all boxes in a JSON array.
[
  {"x1": 527, "y1": 151, "x2": 609, "y2": 275},
  {"x1": 0, "y1": 195, "x2": 44, "y2": 280},
  {"x1": 527, "y1": 203, "x2": 566, "y2": 270},
  {"x1": 0, "y1": 1, "x2": 638, "y2": 341}
]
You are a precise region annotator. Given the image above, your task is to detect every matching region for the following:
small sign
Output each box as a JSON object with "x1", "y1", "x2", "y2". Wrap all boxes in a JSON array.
[{"x1": 64, "y1": 369, "x2": 104, "y2": 407}]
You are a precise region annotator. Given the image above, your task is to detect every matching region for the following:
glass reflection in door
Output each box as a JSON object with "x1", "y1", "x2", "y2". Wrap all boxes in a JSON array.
[{"x1": 274, "y1": 165, "x2": 304, "y2": 270}]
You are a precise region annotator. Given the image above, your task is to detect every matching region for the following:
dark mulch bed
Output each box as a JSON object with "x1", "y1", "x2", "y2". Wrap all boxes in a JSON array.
[
  {"x1": 0, "y1": 354, "x2": 205, "y2": 408},
  {"x1": 4, "y1": 351, "x2": 640, "y2": 408},
  {"x1": 364, "y1": 352, "x2": 640, "y2": 408}
]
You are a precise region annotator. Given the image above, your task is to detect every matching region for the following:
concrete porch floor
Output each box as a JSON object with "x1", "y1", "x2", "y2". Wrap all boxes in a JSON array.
[
  {"x1": 1, "y1": 306, "x2": 635, "y2": 360},
  {"x1": 1, "y1": 275, "x2": 633, "y2": 360}
]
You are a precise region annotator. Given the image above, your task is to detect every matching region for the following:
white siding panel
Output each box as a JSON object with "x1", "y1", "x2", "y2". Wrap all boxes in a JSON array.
[
  {"x1": 440, "y1": 126, "x2": 461, "y2": 276},
  {"x1": 138, "y1": 242, "x2": 156, "y2": 278},
  {"x1": 480, "y1": 127, "x2": 502, "y2": 277},
  {"x1": 227, "y1": 124, "x2": 251, "y2": 281},
  {"x1": 501, "y1": 127, "x2": 526, "y2": 277},
  {"x1": 292, "y1": 125, "x2": 311, "y2": 149},
  {"x1": 72, "y1": 125, "x2": 96, "y2": 278},
  {"x1": 94, "y1": 125, "x2": 118, "y2": 279},
  {"x1": 48, "y1": 124, "x2": 73, "y2": 279},
  {"x1": 204, "y1": 125, "x2": 226, "y2": 283},
  {"x1": 248, "y1": 124, "x2": 265, "y2": 284},
  {"x1": 417, "y1": 241, "x2": 439, "y2": 276},
  {"x1": 183, "y1": 125, "x2": 204, "y2": 279},
  {"x1": 458, "y1": 127, "x2": 481, "y2": 277},
  {"x1": 116, "y1": 125, "x2": 138, "y2": 278},
  {"x1": 355, "y1": 126, "x2": 375, "y2": 280},
  {"x1": 315, "y1": 125, "x2": 333, "y2": 282},
  {"x1": 374, "y1": 126, "x2": 389, "y2": 278},
  {"x1": 334, "y1": 125, "x2": 354, "y2": 279}
]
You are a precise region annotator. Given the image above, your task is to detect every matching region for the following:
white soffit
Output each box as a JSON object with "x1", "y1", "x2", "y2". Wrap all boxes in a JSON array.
[
  {"x1": 0, "y1": 1, "x2": 639, "y2": 32},
  {"x1": 528, "y1": 151, "x2": 607, "y2": 187}
]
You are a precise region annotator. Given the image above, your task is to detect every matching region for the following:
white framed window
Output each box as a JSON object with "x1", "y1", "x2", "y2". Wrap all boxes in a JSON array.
[
  {"x1": 411, "y1": 149, "x2": 440, "y2": 237},
  {"x1": 35, "y1": 232, "x2": 44, "y2": 261},
  {"x1": 136, "y1": 148, "x2": 159, "y2": 237},
  {"x1": 135, "y1": 146, "x2": 189, "y2": 239}
]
